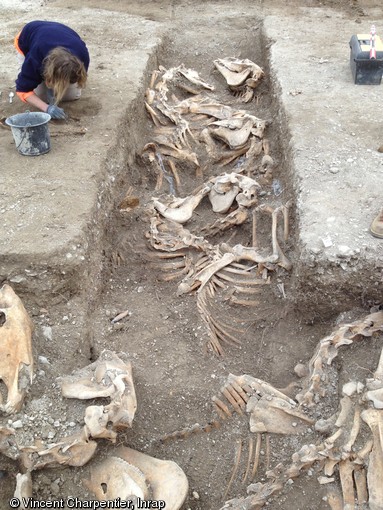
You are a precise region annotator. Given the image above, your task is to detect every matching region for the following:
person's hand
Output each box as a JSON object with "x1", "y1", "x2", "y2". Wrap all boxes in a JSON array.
[{"x1": 47, "y1": 104, "x2": 67, "y2": 120}]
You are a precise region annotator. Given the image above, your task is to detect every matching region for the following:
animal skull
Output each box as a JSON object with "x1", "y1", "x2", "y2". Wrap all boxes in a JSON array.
[
  {"x1": 0, "y1": 284, "x2": 34, "y2": 414},
  {"x1": 84, "y1": 447, "x2": 188, "y2": 510}
]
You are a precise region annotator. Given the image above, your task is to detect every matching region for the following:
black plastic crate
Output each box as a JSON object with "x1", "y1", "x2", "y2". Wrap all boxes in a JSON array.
[{"x1": 349, "y1": 33, "x2": 383, "y2": 84}]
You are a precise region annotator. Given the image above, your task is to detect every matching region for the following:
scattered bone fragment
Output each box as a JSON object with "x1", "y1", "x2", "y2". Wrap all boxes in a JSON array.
[
  {"x1": 14, "y1": 472, "x2": 32, "y2": 505},
  {"x1": 0, "y1": 284, "x2": 34, "y2": 414},
  {"x1": 317, "y1": 475, "x2": 334, "y2": 484}
]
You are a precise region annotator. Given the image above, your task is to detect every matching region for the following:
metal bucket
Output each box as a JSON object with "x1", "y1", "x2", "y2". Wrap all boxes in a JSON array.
[{"x1": 5, "y1": 111, "x2": 51, "y2": 156}]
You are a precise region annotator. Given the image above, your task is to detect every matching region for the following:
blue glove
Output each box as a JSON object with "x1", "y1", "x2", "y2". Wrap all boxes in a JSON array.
[{"x1": 47, "y1": 104, "x2": 67, "y2": 120}]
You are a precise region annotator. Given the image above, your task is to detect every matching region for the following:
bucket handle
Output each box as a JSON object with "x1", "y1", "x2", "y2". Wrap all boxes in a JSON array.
[{"x1": 14, "y1": 111, "x2": 33, "y2": 151}]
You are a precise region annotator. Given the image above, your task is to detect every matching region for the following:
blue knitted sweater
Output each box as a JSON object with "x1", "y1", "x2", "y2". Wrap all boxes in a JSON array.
[{"x1": 16, "y1": 21, "x2": 90, "y2": 93}]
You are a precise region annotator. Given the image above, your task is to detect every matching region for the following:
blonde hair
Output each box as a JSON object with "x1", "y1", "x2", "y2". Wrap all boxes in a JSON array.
[{"x1": 42, "y1": 47, "x2": 87, "y2": 104}]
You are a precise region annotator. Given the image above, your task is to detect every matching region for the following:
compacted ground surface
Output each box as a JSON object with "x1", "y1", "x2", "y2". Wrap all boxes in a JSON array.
[{"x1": 0, "y1": 0, "x2": 383, "y2": 509}]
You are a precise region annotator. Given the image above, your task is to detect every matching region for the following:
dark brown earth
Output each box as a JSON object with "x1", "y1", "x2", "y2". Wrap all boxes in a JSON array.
[{"x1": 0, "y1": 0, "x2": 383, "y2": 509}]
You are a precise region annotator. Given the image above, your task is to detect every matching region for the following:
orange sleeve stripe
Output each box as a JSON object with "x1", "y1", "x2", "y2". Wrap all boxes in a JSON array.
[
  {"x1": 14, "y1": 31, "x2": 24, "y2": 55},
  {"x1": 16, "y1": 91, "x2": 34, "y2": 102}
]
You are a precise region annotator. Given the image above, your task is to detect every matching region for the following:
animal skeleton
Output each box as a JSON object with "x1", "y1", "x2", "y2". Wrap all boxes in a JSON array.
[
  {"x1": 143, "y1": 62, "x2": 270, "y2": 193},
  {"x1": 218, "y1": 312, "x2": 383, "y2": 509},
  {"x1": 157, "y1": 312, "x2": 383, "y2": 508}
]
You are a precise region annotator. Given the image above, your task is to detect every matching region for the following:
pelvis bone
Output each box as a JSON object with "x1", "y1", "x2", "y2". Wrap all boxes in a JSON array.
[
  {"x1": 152, "y1": 184, "x2": 212, "y2": 224},
  {"x1": 0, "y1": 284, "x2": 34, "y2": 414},
  {"x1": 84, "y1": 447, "x2": 188, "y2": 510},
  {"x1": 208, "y1": 172, "x2": 260, "y2": 213},
  {"x1": 58, "y1": 350, "x2": 137, "y2": 438}
]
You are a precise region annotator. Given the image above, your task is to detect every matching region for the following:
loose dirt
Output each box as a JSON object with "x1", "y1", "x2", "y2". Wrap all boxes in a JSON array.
[{"x1": 0, "y1": 1, "x2": 383, "y2": 509}]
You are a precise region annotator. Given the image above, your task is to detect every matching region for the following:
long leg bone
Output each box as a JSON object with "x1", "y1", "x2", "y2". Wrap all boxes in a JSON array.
[
  {"x1": 361, "y1": 408, "x2": 383, "y2": 510},
  {"x1": 339, "y1": 459, "x2": 356, "y2": 509}
]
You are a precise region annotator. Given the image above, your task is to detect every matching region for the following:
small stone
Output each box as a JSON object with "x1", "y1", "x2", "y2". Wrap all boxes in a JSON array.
[
  {"x1": 342, "y1": 381, "x2": 357, "y2": 396},
  {"x1": 321, "y1": 236, "x2": 333, "y2": 248},
  {"x1": 38, "y1": 355, "x2": 50, "y2": 365},
  {"x1": 50, "y1": 481, "x2": 60, "y2": 495},
  {"x1": 42, "y1": 326, "x2": 52, "y2": 341},
  {"x1": 12, "y1": 420, "x2": 23, "y2": 429},
  {"x1": 337, "y1": 245, "x2": 353, "y2": 258},
  {"x1": 192, "y1": 491, "x2": 200, "y2": 500},
  {"x1": 294, "y1": 363, "x2": 308, "y2": 378}
]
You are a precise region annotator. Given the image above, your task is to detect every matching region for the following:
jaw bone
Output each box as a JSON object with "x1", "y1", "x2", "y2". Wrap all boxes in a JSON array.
[
  {"x1": 0, "y1": 284, "x2": 34, "y2": 414},
  {"x1": 21, "y1": 429, "x2": 97, "y2": 471}
]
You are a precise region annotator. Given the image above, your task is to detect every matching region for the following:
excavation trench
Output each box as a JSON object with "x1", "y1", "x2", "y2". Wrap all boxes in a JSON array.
[
  {"x1": 78, "y1": 19, "x2": 341, "y2": 509},
  {"x1": 1, "y1": 10, "x2": 380, "y2": 510}
]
